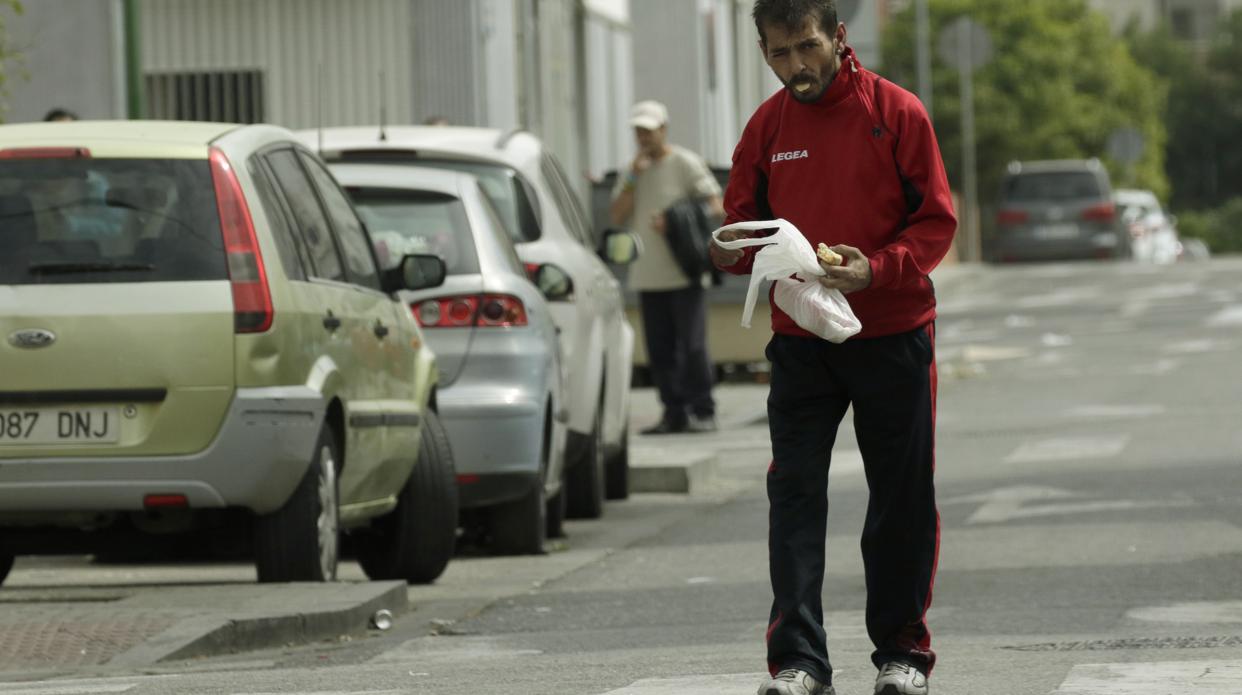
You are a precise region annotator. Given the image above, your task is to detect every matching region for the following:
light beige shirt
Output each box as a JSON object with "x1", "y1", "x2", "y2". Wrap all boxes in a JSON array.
[{"x1": 612, "y1": 144, "x2": 721, "y2": 291}]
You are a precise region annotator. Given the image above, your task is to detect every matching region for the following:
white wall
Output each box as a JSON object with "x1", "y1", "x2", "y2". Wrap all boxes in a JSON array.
[
  {"x1": 2, "y1": 0, "x2": 124, "y2": 123},
  {"x1": 142, "y1": 0, "x2": 413, "y2": 129}
]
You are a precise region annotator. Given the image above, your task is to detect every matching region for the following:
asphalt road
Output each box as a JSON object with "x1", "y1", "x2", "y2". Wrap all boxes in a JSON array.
[{"x1": 5, "y1": 258, "x2": 1242, "y2": 694}]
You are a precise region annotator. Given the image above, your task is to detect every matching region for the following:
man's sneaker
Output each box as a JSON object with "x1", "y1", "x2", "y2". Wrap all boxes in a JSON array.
[
  {"x1": 757, "y1": 669, "x2": 834, "y2": 695},
  {"x1": 874, "y1": 661, "x2": 929, "y2": 695}
]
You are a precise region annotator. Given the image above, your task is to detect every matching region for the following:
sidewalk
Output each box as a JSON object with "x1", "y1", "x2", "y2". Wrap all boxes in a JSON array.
[{"x1": 0, "y1": 576, "x2": 404, "y2": 678}]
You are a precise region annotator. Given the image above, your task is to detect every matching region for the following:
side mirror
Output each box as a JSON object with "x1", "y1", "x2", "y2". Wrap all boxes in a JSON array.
[
  {"x1": 533, "y1": 263, "x2": 574, "y2": 302},
  {"x1": 600, "y1": 228, "x2": 641, "y2": 265},
  {"x1": 384, "y1": 253, "x2": 446, "y2": 293}
]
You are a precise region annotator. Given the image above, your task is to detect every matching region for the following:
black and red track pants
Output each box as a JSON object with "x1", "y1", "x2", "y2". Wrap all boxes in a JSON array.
[{"x1": 764, "y1": 325, "x2": 940, "y2": 685}]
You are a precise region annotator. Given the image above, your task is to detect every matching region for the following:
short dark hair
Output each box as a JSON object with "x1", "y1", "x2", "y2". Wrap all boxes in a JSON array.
[
  {"x1": 43, "y1": 107, "x2": 78, "y2": 122},
  {"x1": 752, "y1": 0, "x2": 838, "y2": 45}
]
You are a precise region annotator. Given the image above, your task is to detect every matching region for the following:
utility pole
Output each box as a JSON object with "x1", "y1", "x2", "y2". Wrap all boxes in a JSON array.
[{"x1": 938, "y1": 16, "x2": 991, "y2": 263}]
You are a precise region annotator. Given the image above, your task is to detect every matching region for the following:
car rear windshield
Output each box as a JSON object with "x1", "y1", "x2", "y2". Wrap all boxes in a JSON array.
[
  {"x1": 1003, "y1": 172, "x2": 1103, "y2": 202},
  {"x1": 0, "y1": 158, "x2": 224, "y2": 285},
  {"x1": 416, "y1": 159, "x2": 540, "y2": 243},
  {"x1": 346, "y1": 188, "x2": 480, "y2": 275}
]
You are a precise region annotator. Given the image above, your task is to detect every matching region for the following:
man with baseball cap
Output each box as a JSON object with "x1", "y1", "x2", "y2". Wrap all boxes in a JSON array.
[{"x1": 610, "y1": 100, "x2": 724, "y2": 434}]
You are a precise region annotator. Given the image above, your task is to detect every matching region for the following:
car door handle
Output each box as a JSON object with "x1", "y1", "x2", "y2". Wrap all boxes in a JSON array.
[
  {"x1": 373, "y1": 321, "x2": 389, "y2": 339},
  {"x1": 323, "y1": 312, "x2": 341, "y2": 332}
]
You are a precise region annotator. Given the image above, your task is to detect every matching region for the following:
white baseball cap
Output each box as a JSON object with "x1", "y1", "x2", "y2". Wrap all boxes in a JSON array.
[{"x1": 629, "y1": 100, "x2": 668, "y2": 130}]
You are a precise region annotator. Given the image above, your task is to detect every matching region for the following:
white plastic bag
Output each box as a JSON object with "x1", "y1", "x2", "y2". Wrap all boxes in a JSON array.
[{"x1": 712, "y1": 219, "x2": 861, "y2": 343}]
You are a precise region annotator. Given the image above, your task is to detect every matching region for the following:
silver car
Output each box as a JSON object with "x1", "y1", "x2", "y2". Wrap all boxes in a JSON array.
[{"x1": 328, "y1": 163, "x2": 569, "y2": 555}]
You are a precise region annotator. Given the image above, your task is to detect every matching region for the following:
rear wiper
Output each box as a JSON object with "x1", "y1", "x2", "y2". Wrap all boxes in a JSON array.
[{"x1": 28, "y1": 262, "x2": 155, "y2": 275}]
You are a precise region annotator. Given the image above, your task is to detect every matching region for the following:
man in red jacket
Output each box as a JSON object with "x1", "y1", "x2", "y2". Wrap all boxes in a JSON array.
[{"x1": 711, "y1": 2, "x2": 957, "y2": 694}]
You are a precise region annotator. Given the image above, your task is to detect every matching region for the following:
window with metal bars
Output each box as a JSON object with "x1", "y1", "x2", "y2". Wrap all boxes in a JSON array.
[{"x1": 144, "y1": 70, "x2": 266, "y2": 124}]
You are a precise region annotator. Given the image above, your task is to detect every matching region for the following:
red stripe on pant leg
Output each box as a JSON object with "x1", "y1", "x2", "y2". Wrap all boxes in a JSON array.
[
  {"x1": 766, "y1": 609, "x2": 784, "y2": 677},
  {"x1": 920, "y1": 322, "x2": 941, "y2": 673}
]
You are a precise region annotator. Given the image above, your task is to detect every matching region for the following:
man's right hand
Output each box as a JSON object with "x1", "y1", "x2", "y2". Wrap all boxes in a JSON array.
[
  {"x1": 709, "y1": 228, "x2": 750, "y2": 268},
  {"x1": 631, "y1": 154, "x2": 652, "y2": 174}
]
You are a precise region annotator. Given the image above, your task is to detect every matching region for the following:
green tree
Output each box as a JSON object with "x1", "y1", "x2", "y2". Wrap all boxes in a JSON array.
[
  {"x1": 0, "y1": 1, "x2": 24, "y2": 122},
  {"x1": 1131, "y1": 10, "x2": 1242, "y2": 211},
  {"x1": 881, "y1": 0, "x2": 1168, "y2": 207}
]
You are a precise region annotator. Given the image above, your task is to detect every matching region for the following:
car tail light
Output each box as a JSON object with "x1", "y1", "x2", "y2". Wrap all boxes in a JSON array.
[
  {"x1": 210, "y1": 147, "x2": 273, "y2": 334},
  {"x1": 412, "y1": 294, "x2": 528, "y2": 328},
  {"x1": 1081, "y1": 203, "x2": 1116, "y2": 223},
  {"x1": 996, "y1": 209, "x2": 1029, "y2": 226},
  {"x1": 523, "y1": 263, "x2": 540, "y2": 279},
  {"x1": 0, "y1": 147, "x2": 91, "y2": 159},
  {"x1": 144, "y1": 494, "x2": 188, "y2": 508}
]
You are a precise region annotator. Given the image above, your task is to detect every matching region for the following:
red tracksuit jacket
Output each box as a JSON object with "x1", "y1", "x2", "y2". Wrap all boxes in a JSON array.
[{"x1": 722, "y1": 48, "x2": 957, "y2": 339}]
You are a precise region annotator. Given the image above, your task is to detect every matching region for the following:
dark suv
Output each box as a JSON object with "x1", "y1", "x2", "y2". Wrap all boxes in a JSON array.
[{"x1": 992, "y1": 159, "x2": 1128, "y2": 262}]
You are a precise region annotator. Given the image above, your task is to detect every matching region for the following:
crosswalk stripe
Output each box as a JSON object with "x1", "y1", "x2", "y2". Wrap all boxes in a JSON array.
[
  {"x1": 234, "y1": 692, "x2": 410, "y2": 695},
  {"x1": 1004, "y1": 435, "x2": 1128, "y2": 464},
  {"x1": 1054, "y1": 659, "x2": 1242, "y2": 693},
  {"x1": 600, "y1": 673, "x2": 760, "y2": 694},
  {"x1": 1207, "y1": 305, "x2": 1242, "y2": 327}
]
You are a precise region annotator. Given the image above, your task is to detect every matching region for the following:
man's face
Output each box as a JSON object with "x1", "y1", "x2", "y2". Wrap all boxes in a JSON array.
[
  {"x1": 634, "y1": 126, "x2": 666, "y2": 157},
  {"x1": 760, "y1": 17, "x2": 845, "y2": 104}
]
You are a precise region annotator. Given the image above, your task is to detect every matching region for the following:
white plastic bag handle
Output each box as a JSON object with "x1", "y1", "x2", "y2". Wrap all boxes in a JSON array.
[{"x1": 712, "y1": 219, "x2": 825, "y2": 327}]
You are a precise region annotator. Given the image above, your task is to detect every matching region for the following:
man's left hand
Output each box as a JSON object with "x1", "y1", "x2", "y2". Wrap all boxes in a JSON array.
[
  {"x1": 651, "y1": 212, "x2": 667, "y2": 235},
  {"x1": 817, "y1": 245, "x2": 872, "y2": 294}
]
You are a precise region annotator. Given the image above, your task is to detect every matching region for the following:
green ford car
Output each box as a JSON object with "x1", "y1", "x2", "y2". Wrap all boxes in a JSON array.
[{"x1": 0, "y1": 121, "x2": 457, "y2": 585}]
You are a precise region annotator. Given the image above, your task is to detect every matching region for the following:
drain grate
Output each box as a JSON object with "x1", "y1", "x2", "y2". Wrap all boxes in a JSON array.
[{"x1": 1004, "y1": 635, "x2": 1242, "y2": 652}]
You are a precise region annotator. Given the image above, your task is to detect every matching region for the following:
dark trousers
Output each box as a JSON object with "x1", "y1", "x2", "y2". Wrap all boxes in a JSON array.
[
  {"x1": 639, "y1": 286, "x2": 716, "y2": 423},
  {"x1": 764, "y1": 326, "x2": 940, "y2": 684}
]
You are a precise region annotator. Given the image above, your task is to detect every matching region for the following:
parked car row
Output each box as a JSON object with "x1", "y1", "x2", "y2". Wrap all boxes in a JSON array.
[
  {"x1": 990, "y1": 158, "x2": 1201, "y2": 265},
  {"x1": 0, "y1": 120, "x2": 638, "y2": 587}
]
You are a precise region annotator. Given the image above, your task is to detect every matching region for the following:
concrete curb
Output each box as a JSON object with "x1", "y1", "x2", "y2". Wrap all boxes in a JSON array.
[
  {"x1": 107, "y1": 580, "x2": 408, "y2": 667},
  {"x1": 629, "y1": 447, "x2": 718, "y2": 494}
]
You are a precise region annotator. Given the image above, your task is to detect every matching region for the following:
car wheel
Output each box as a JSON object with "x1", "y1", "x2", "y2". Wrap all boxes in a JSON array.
[
  {"x1": 605, "y1": 425, "x2": 630, "y2": 501},
  {"x1": 254, "y1": 425, "x2": 340, "y2": 582},
  {"x1": 546, "y1": 476, "x2": 568, "y2": 539},
  {"x1": 490, "y1": 415, "x2": 549, "y2": 555},
  {"x1": 0, "y1": 549, "x2": 13, "y2": 587},
  {"x1": 490, "y1": 480, "x2": 546, "y2": 555},
  {"x1": 566, "y1": 402, "x2": 606, "y2": 519},
  {"x1": 356, "y1": 409, "x2": 459, "y2": 584}
]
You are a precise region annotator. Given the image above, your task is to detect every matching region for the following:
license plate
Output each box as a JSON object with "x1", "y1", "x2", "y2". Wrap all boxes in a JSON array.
[
  {"x1": 0, "y1": 407, "x2": 121, "y2": 445},
  {"x1": 1033, "y1": 224, "x2": 1079, "y2": 239}
]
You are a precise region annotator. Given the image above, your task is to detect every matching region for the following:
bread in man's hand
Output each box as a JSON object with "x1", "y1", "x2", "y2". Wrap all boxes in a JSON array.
[{"x1": 817, "y1": 242, "x2": 844, "y2": 267}]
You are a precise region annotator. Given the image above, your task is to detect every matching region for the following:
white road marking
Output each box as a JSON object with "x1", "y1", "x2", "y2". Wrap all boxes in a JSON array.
[
  {"x1": 940, "y1": 485, "x2": 1190, "y2": 524},
  {"x1": 1129, "y1": 358, "x2": 1181, "y2": 376},
  {"x1": 1004, "y1": 436, "x2": 1128, "y2": 464},
  {"x1": 1053, "y1": 659, "x2": 1242, "y2": 693},
  {"x1": 601, "y1": 671, "x2": 851, "y2": 694},
  {"x1": 1127, "y1": 282, "x2": 1200, "y2": 302},
  {"x1": 829, "y1": 448, "x2": 863, "y2": 479},
  {"x1": 0, "y1": 684, "x2": 136, "y2": 694},
  {"x1": 600, "y1": 673, "x2": 759, "y2": 694},
  {"x1": 368, "y1": 635, "x2": 542, "y2": 664},
  {"x1": 1163, "y1": 338, "x2": 1227, "y2": 354},
  {"x1": 1207, "y1": 305, "x2": 1242, "y2": 327},
  {"x1": 1126, "y1": 601, "x2": 1242, "y2": 624},
  {"x1": 1016, "y1": 286, "x2": 1101, "y2": 309},
  {"x1": 1066, "y1": 404, "x2": 1166, "y2": 419},
  {"x1": 235, "y1": 692, "x2": 409, "y2": 695}
]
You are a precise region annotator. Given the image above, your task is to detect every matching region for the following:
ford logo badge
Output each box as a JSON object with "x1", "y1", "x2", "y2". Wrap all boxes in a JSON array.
[{"x1": 8, "y1": 329, "x2": 56, "y2": 349}]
